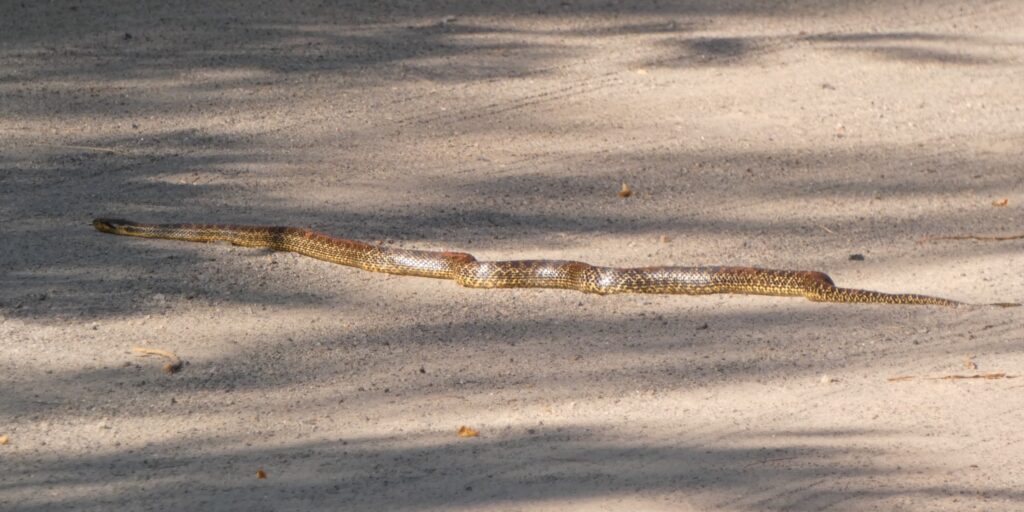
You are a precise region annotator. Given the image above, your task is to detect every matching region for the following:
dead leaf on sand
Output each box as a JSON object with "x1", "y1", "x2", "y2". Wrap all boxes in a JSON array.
[
  {"x1": 0, "y1": 435, "x2": 9, "y2": 445},
  {"x1": 992, "y1": 198, "x2": 1009, "y2": 207},
  {"x1": 256, "y1": 468, "x2": 267, "y2": 479},
  {"x1": 618, "y1": 182, "x2": 632, "y2": 198},
  {"x1": 457, "y1": 426, "x2": 479, "y2": 438},
  {"x1": 963, "y1": 355, "x2": 978, "y2": 370},
  {"x1": 132, "y1": 346, "x2": 183, "y2": 374}
]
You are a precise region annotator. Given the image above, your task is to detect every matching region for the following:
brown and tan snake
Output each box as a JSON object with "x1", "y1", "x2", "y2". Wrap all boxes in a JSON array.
[{"x1": 92, "y1": 218, "x2": 1019, "y2": 307}]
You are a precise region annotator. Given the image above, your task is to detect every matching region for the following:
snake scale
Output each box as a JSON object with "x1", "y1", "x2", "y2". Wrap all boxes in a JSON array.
[{"x1": 93, "y1": 218, "x2": 1018, "y2": 307}]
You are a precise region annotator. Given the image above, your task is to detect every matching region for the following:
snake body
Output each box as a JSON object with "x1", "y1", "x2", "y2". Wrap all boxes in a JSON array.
[{"x1": 93, "y1": 218, "x2": 996, "y2": 306}]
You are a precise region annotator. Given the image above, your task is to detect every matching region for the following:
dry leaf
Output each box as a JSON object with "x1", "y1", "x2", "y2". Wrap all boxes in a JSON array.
[
  {"x1": 992, "y1": 198, "x2": 1009, "y2": 207},
  {"x1": 963, "y1": 355, "x2": 978, "y2": 370},
  {"x1": 659, "y1": 235, "x2": 671, "y2": 243},
  {"x1": 0, "y1": 435, "x2": 9, "y2": 445},
  {"x1": 132, "y1": 346, "x2": 183, "y2": 374},
  {"x1": 457, "y1": 426, "x2": 479, "y2": 438},
  {"x1": 618, "y1": 182, "x2": 632, "y2": 198},
  {"x1": 256, "y1": 468, "x2": 267, "y2": 479}
]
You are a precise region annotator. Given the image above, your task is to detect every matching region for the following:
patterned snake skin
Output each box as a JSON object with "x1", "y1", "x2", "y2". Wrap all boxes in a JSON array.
[{"x1": 92, "y1": 218, "x2": 1007, "y2": 306}]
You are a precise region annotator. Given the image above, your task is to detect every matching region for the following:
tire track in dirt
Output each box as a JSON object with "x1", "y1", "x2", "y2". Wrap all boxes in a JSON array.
[{"x1": 392, "y1": 69, "x2": 626, "y2": 129}]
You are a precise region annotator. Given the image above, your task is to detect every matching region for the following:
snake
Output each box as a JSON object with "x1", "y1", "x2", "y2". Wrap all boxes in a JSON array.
[{"x1": 92, "y1": 218, "x2": 1019, "y2": 307}]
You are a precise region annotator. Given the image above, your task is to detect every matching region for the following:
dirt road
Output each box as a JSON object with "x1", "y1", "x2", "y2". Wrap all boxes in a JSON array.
[{"x1": 2, "y1": 1, "x2": 1022, "y2": 510}]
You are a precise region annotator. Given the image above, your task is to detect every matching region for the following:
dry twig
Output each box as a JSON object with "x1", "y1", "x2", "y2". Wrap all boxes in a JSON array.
[
  {"x1": 918, "y1": 233, "x2": 1024, "y2": 243},
  {"x1": 888, "y1": 373, "x2": 1015, "y2": 382}
]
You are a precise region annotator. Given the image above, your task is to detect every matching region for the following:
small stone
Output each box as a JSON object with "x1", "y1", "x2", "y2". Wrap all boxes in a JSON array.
[{"x1": 848, "y1": 254, "x2": 865, "y2": 261}]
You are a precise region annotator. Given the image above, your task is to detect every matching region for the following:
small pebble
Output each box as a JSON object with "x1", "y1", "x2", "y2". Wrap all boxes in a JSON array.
[{"x1": 849, "y1": 254, "x2": 865, "y2": 261}]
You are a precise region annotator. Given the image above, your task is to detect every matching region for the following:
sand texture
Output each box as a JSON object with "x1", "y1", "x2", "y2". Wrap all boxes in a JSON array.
[{"x1": 2, "y1": 1, "x2": 1023, "y2": 510}]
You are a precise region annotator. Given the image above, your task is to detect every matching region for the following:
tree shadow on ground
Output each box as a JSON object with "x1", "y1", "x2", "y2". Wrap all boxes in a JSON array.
[
  {"x1": 6, "y1": 297, "x2": 1019, "y2": 419},
  {"x1": 2, "y1": 130, "x2": 1021, "y2": 322},
  {"x1": 648, "y1": 31, "x2": 1020, "y2": 68},
  {"x1": 3, "y1": 2, "x2": 1023, "y2": 510},
  {"x1": 3, "y1": 1, "x2": 1019, "y2": 119},
  {"x1": 4, "y1": 426, "x2": 1022, "y2": 511}
]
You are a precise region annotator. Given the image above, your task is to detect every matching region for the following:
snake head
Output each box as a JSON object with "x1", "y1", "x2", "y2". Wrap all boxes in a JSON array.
[{"x1": 93, "y1": 218, "x2": 134, "y2": 234}]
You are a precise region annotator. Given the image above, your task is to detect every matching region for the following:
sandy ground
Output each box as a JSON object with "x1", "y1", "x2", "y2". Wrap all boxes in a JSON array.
[{"x1": 2, "y1": 1, "x2": 1023, "y2": 510}]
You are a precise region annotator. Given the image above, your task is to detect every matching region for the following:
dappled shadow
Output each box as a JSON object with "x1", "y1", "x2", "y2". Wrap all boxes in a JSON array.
[
  {"x1": 648, "y1": 30, "x2": 1020, "y2": 68},
  {"x1": 6, "y1": 296, "x2": 1019, "y2": 420},
  {"x1": 0, "y1": 21, "x2": 572, "y2": 92},
  {"x1": 649, "y1": 35, "x2": 772, "y2": 67},
  {"x1": 2, "y1": 130, "x2": 1022, "y2": 322},
  {"x1": 804, "y1": 32, "x2": 1012, "y2": 66},
  {"x1": 4, "y1": 426, "x2": 1022, "y2": 511},
  {"x1": 3, "y1": 1, "x2": 1020, "y2": 121},
  {"x1": 835, "y1": 44, "x2": 1001, "y2": 65},
  {"x1": 3, "y1": 1, "x2": 1024, "y2": 510}
]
